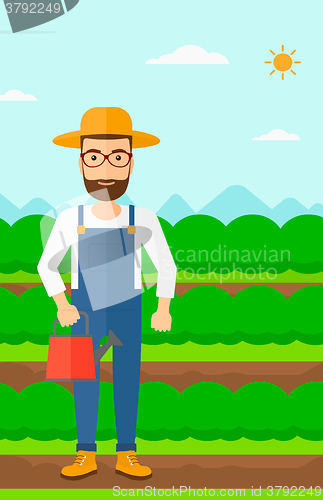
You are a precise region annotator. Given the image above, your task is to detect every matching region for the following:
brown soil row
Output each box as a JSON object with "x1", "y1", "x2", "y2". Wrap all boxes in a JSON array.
[
  {"x1": 0, "y1": 282, "x2": 72, "y2": 296},
  {"x1": 1, "y1": 282, "x2": 322, "y2": 297},
  {"x1": 2, "y1": 361, "x2": 323, "y2": 394},
  {"x1": 1, "y1": 454, "x2": 322, "y2": 489}
]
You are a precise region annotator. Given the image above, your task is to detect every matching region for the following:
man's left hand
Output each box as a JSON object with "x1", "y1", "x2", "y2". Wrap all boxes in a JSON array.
[{"x1": 151, "y1": 310, "x2": 172, "y2": 332}]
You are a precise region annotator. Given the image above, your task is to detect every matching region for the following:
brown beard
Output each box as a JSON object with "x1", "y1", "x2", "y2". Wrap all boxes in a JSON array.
[{"x1": 83, "y1": 176, "x2": 129, "y2": 201}]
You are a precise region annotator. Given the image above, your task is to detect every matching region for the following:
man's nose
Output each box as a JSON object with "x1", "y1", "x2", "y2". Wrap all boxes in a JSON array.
[{"x1": 100, "y1": 160, "x2": 114, "y2": 173}]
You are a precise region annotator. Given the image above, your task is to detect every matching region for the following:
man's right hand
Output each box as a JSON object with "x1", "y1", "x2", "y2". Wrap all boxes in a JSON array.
[
  {"x1": 57, "y1": 304, "x2": 80, "y2": 327},
  {"x1": 53, "y1": 291, "x2": 80, "y2": 327}
]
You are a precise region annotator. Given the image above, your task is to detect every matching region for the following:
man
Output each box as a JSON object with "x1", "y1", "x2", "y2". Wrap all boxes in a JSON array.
[{"x1": 38, "y1": 107, "x2": 176, "y2": 480}]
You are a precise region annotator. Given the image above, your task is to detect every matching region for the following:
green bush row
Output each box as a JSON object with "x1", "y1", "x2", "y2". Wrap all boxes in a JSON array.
[
  {"x1": 1, "y1": 213, "x2": 323, "y2": 274},
  {"x1": 1, "y1": 380, "x2": 323, "y2": 442},
  {"x1": 0, "y1": 215, "x2": 70, "y2": 274},
  {"x1": 165, "y1": 213, "x2": 323, "y2": 275},
  {"x1": 2, "y1": 284, "x2": 323, "y2": 345}
]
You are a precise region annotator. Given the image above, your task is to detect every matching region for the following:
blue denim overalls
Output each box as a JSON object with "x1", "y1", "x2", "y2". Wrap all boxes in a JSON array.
[{"x1": 71, "y1": 204, "x2": 142, "y2": 453}]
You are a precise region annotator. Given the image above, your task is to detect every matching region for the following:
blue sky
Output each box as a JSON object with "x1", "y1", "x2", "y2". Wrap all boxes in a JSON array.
[{"x1": 0, "y1": 0, "x2": 321, "y2": 212}]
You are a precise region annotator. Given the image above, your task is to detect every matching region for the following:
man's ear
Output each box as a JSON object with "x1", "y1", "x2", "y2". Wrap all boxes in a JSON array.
[
  {"x1": 78, "y1": 157, "x2": 83, "y2": 175},
  {"x1": 129, "y1": 156, "x2": 134, "y2": 175}
]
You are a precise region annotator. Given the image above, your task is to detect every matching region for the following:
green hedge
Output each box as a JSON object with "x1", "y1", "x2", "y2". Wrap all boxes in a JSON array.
[
  {"x1": 143, "y1": 284, "x2": 323, "y2": 345},
  {"x1": 1, "y1": 213, "x2": 323, "y2": 275},
  {"x1": 1, "y1": 381, "x2": 323, "y2": 442},
  {"x1": 170, "y1": 214, "x2": 323, "y2": 275},
  {"x1": 0, "y1": 215, "x2": 70, "y2": 274},
  {"x1": 2, "y1": 284, "x2": 323, "y2": 345}
]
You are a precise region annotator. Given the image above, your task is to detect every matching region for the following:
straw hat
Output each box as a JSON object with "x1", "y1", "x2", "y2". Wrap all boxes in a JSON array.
[{"x1": 53, "y1": 107, "x2": 160, "y2": 149}]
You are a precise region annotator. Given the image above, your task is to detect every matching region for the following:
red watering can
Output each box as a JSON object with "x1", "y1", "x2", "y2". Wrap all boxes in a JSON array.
[{"x1": 45, "y1": 311, "x2": 123, "y2": 382}]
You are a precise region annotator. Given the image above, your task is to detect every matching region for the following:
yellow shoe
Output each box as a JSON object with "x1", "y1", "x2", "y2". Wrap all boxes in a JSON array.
[
  {"x1": 116, "y1": 450, "x2": 152, "y2": 479},
  {"x1": 60, "y1": 450, "x2": 97, "y2": 479}
]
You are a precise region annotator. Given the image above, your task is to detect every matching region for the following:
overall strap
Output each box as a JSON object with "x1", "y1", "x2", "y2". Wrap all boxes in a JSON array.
[
  {"x1": 119, "y1": 227, "x2": 127, "y2": 257},
  {"x1": 119, "y1": 205, "x2": 135, "y2": 257},
  {"x1": 128, "y1": 204, "x2": 136, "y2": 234},
  {"x1": 77, "y1": 205, "x2": 85, "y2": 234}
]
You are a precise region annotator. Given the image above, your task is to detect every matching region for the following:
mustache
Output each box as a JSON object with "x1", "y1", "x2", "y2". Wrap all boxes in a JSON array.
[{"x1": 95, "y1": 179, "x2": 116, "y2": 183}]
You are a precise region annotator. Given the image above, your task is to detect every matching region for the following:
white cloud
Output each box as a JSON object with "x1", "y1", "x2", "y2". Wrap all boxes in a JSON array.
[
  {"x1": 146, "y1": 45, "x2": 229, "y2": 65},
  {"x1": 252, "y1": 129, "x2": 300, "y2": 141},
  {"x1": 0, "y1": 90, "x2": 37, "y2": 101}
]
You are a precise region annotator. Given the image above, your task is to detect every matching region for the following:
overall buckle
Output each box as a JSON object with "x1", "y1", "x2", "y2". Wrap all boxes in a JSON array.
[
  {"x1": 77, "y1": 225, "x2": 86, "y2": 235},
  {"x1": 127, "y1": 225, "x2": 136, "y2": 234}
]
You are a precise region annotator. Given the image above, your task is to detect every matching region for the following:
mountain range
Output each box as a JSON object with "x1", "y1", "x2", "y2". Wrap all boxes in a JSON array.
[
  {"x1": 1, "y1": 186, "x2": 323, "y2": 227},
  {"x1": 156, "y1": 186, "x2": 323, "y2": 226}
]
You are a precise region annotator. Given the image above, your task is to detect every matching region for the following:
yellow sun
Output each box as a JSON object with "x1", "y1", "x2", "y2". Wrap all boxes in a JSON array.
[{"x1": 265, "y1": 45, "x2": 301, "y2": 80}]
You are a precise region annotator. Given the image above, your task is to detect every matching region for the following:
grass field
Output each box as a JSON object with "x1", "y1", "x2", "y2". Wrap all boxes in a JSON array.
[
  {"x1": 2, "y1": 272, "x2": 322, "y2": 493},
  {"x1": 1, "y1": 269, "x2": 323, "y2": 284},
  {"x1": 1, "y1": 341, "x2": 323, "y2": 362},
  {"x1": 0, "y1": 272, "x2": 71, "y2": 283},
  {"x1": 2, "y1": 437, "x2": 323, "y2": 456}
]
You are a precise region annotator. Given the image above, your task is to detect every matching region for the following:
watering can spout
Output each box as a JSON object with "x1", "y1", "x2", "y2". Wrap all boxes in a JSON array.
[{"x1": 93, "y1": 330, "x2": 123, "y2": 365}]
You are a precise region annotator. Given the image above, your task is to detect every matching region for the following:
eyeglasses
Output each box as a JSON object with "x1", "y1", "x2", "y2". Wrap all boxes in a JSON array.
[{"x1": 80, "y1": 151, "x2": 133, "y2": 168}]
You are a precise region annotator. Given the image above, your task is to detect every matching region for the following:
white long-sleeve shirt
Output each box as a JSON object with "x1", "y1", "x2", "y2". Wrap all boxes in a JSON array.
[{"x1": 38, "y1": 205, "x2": 177, "y2": 299}]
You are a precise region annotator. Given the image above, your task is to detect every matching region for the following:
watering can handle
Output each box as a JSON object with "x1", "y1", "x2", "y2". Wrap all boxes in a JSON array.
[{"x1": 53, "y1": 311, "x2": 90, "y2": 335}]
